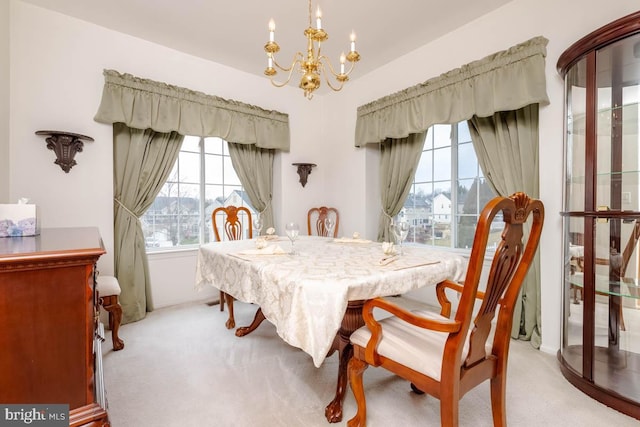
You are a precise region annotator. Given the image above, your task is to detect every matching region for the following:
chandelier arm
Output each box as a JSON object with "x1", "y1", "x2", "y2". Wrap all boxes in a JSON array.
[
  {"x1": 317, "y1": 55, "x2": 340, "y2": 77},
  {"x1": 315, "y1": 61, "x2": 344, "y2": 93},
  {"x1": 269, "y1": 59, "x2": 301, "y2": 88},
  {"x1": 318, "y1": 55, "x2": 357, "y2": 78},
  {"x1": 324, "y1": 78, "x2": 346, "y2": 92},
  {"x1": 272, "y1": 52, "x2": 304, "y2": 73}
]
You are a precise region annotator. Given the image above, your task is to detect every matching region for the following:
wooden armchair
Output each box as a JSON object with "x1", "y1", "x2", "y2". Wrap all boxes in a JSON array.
[
  {"x1": 347, "y1": 192, "x2": 544, "y2": 427},
  {"x1": 307, "y1": 206, "x2": 339, "y2": 237},
  {"x1": 212, "y1": 205, "x2": 252, "y2": 329}
]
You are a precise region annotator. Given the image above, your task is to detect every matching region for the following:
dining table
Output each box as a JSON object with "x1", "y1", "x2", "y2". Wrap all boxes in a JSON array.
[{"x1": 195, "y1": 235, "x2": 466, "y2": 423}]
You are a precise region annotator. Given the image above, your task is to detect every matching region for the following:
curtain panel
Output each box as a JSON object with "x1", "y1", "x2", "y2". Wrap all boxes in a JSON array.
[
  {"x1": 94, "y1": 69, "x2": 290, "y2": 151},
  {"x1": 227, "y1": 142, "x2": 276, "y2": 230},
  {"x1": 355, "y1": 36, "x2": 549, "y2": 147}
]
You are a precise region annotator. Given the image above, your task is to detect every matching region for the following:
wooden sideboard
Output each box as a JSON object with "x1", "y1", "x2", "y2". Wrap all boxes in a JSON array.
[{"x1": 0, "y1": 227, "x2": 110, "y2": 426}]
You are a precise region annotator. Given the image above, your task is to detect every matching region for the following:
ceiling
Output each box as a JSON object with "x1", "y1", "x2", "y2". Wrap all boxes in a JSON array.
[{"x1": 20, "y1": 0, "x2": 512, "y2": 83}]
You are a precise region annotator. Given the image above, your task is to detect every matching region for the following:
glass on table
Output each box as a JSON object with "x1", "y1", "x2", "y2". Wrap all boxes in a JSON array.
[
  {"x1": 324, "y1": 217, "x2": 335, "y2": 237},
  {"x1": 253, "y1": 213, "x2": 264, "y2": 236},
  {"x1": 285, "y1": 222, "x2": 300, "y2": 254},
  {"x1": 391, "y1": 219, "x2": 410, "y2": 255}
]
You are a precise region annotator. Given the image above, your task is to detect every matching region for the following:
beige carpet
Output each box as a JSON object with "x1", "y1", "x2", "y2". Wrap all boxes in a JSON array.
[{"x1": 102, "y1": 299, "x2": 639, "y2": 427}]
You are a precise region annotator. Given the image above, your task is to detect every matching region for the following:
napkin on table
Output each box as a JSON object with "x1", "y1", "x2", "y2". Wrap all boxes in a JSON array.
[
  {"x1": 378, "y1": 254, "x2": 399, "y2": 266},
  {"x1": 238, "y1": 245, "x2": 287, "y2": 255},
  {"x1": 333, "y1": 237, "x2": 372, "y2": 243}
]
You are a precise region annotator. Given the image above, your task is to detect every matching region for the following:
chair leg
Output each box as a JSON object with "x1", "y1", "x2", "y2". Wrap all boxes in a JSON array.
[
  {"x1": 220, "y1": 290, "x2": 225, "y2": 312},
  {"x1": 347, "y1": 357, "x2": 368, "y2": 427},
  {"x1": 440, "y1": 390, "x2": 459, "y2": 427},
  {"x1": 225, "y1": 293, "x2": 236, "y2": 329},
  {"x1": 490, "y1": 374, "x2": 507, "y2": 427},
  {"x1": 100, "y1": 295, "x2": 124, "y2": 351}
]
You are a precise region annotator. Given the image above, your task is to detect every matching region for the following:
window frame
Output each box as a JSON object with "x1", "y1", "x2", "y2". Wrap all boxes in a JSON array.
[
  {"x1": 142, "y1": 136, "x2": 251, "y2": 252},
  {"x1": 403, "y1": 122, "x2": 498, "y2": 253}
]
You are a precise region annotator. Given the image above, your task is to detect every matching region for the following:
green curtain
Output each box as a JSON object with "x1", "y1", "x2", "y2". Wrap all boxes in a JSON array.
[
  {"x1": 355, "y1": 36, "x2": 549, "y2": 147},
  {"x1": 227, "y1": 142, "x2": 275, "y2": 231},
  {"x1": 468, "y1": 105, "x2": 541, "y2": 346},
  {"x1": 95, "y1": 70, "x2": 290, "y2": 150},
  {"x1": 377, "y1": 132, "x2": 426, "y2": 242},
  {"x1": 95, "y1": 70, "x2": 290, "y2": 323},
  {"x1": 113, "y1": 123, "x2": 184, "y2": 323},
  {"x1": 354, "y1": 37, "x2": 550, "y2": 347}
]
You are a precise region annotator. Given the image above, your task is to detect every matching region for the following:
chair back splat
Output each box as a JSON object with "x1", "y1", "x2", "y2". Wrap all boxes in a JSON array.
[
  {"x1": 307, "y1": 206, "x2": 339, "y2": 237},
  {"x1": 212, "y1": 205, "x2": 253, "y2": 242},
  {"x1": 211, "y1": 205, "x2": 253, "y2": 330},
  {"x1": 347, "y1": 192, "x2": 544, "y2": 427}
]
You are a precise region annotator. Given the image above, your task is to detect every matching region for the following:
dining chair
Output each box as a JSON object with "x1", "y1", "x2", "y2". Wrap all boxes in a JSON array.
[
  {"x1": 212, "y1": 205, "x2": 253, "y2": 329},
  {"x1": 307, "y1": 206, "x2": 339, "y2": 237},
  {"x1": 96, "y1": 274, "x2": 124, "y2": 351},
  {"x1": 347, "y1": 192, "x2": 544, "y2": 427}
]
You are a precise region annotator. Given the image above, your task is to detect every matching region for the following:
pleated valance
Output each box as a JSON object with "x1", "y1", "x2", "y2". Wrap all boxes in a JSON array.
[
  {"x1": 94, "y1": 69, "x2": 290, "y2": 151},
  {"x1": 355, "y1": 36, "x2": 550, "y2": 147}
]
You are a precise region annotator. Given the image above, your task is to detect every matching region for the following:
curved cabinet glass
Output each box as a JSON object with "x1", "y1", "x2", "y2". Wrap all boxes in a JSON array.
[{"x1": 559, "y1": 11, "x2": 640, "y2": 419}]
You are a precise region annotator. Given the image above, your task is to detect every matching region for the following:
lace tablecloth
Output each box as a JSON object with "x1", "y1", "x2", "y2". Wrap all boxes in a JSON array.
[{"x1": 195, "y1": 236, "x2": 466, "y2": 367}]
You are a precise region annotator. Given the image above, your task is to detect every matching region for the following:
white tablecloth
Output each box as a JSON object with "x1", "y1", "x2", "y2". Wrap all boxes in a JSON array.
[{"x1": 195, "y1": 236, "x2": 466, "y2": 367}]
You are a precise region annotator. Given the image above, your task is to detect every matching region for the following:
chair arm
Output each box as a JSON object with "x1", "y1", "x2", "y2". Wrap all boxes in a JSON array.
[
  {"x1": 361, "y1": 297, "x2": 461, "y2": 365},
  {"x1": 436, "y1": 279, "x2": 486, "y2": 317}
]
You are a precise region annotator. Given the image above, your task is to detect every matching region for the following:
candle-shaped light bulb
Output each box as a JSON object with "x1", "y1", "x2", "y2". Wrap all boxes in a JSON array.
[
  {"x1": 350, "y1": 31, "x2": 356, "y2": 52},
  {"x1": 269, "y1": 19, "x2": 275, "y2": 42},
  {"x1": 340, "y1": 53, "x2": 346, "y2": 74},
  {"x1": 316, "y1": 7, "x2": 322, "y2": 29}
]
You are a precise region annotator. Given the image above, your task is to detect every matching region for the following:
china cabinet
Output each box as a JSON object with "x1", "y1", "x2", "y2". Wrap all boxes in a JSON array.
[{"x1": 558, "y1": 11, "x2": 640, "y2": 419}]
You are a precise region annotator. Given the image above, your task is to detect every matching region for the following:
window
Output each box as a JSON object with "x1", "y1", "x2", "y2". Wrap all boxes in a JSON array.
[
  {"x1": 403, "y1": 122, "x2": 500, "y2": 250},
  {"x1": 141, "y1": 136, "x2": 254, "y2": 250}
]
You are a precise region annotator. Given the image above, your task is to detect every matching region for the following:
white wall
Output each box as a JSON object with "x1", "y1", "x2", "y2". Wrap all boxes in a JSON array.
[
  {"x1": 8, "y1": 0, "x2": 640, "y2": 353},
  {"x1": 0, "y1": 1, "x2": 9, "y2": 203},
  {"x1": 8, "y1": 0, "x2": 336, "y2": 307}
]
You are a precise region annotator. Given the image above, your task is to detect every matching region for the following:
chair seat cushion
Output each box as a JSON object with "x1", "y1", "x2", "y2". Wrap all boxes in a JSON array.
[
  {"x1": 350, "y1": 309, "x2": 475, "y2": 382},
  {"x1": 96, "y1": 275, "x2": 121, "y2": 296}
]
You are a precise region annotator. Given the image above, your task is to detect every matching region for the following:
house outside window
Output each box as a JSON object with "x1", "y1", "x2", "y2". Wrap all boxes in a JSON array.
[
  {"x1": 141, "y1": 136, "x2": 255, "y2": 250},
  {"x1": 402, "y1": 122, "x2": 501, "y2": 250}
]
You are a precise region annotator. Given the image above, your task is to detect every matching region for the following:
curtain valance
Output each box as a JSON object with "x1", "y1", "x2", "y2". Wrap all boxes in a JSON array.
[
  {"x1": 94, "y1": 69, "x2": 290, "y2": 151},
  {"x1": 355, "y1": 36, "x2": 550, "y2": 147}
]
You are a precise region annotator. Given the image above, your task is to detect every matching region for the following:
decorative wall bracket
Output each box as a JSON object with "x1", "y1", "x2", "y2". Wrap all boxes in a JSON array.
[
  {"x1": 35, "y1": 131, "x2": 94, "y2": 173},
  {"x1": 292, "y1": 163, "x2": 316, "y2": 188}
]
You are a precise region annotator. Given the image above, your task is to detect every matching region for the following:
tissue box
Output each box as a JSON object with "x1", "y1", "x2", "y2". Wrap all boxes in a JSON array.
[{"x1": 0, "y1": 204, "x2": 40, "y2": 237}]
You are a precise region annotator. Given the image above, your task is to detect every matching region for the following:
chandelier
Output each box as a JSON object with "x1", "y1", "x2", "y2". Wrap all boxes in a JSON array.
[{"x1": 263, "y1": 0, "x2": 361, "y2": 100}]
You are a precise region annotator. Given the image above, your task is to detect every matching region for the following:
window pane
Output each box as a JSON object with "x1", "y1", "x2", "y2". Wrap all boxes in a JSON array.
[
  {"x1": 181, "y1": 135, "x2": 201, "y2": 152},
  {"x1": 178, "y1": 151, "x2": 200, "y2": 184},
  {"x1": 433, "y1": 124, "x2": 452, "y2": 148},
  {"x1": 457, "y1": 214, "x2": 477, "y2": 249},
  {"x1": 424, "y1": 128, "x2": 433, "y2": 150},
  {"x1": 224, "y1": 157, "x2": 241, "y2": 186},
  {"x1": 205, "y1": 154, "x2": 223, "y2": 184},
  {"x1": 143, "y1": 135, "x2": 249, "y2": 250},
  {"x1": 458, "y1": 178, "x2": 478, "y2": 213},
  {"x1": 458, "y1": 122, "x2": 471, "y2": 143},
  {"x1": 410, "y1": 121, "x2": 495, "y2": 250},
  {"x1": 433, "y1": 147, "x2": 451, "y2": 181},
  {"x1": 204, "y1": 137, "x2": 223, "y2": 155},
  {"x1": 458, "y1": 142, "x2": 478, "y2": 179},
  {"x1": 415, "y1": 150, "x2": 432, "y2": 182}
]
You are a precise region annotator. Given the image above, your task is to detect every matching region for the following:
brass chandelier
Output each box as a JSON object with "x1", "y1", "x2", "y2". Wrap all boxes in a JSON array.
[{"x1": 263, "y1": 0, "x2": 361, "y2": 100}]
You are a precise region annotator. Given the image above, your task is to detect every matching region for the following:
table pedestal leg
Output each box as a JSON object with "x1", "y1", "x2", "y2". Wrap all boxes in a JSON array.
[
  {"x1": 235, "y1": 308, "x2": 266, "y2": 337},
  {"x1": 325, "y1": 300, "x2": 365, "y2": 423}
]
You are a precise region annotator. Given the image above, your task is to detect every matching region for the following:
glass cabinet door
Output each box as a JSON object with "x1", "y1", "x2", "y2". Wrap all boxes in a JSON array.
[{"x1": 559, "y1": 13, "x2": 640, "y2": 420}]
